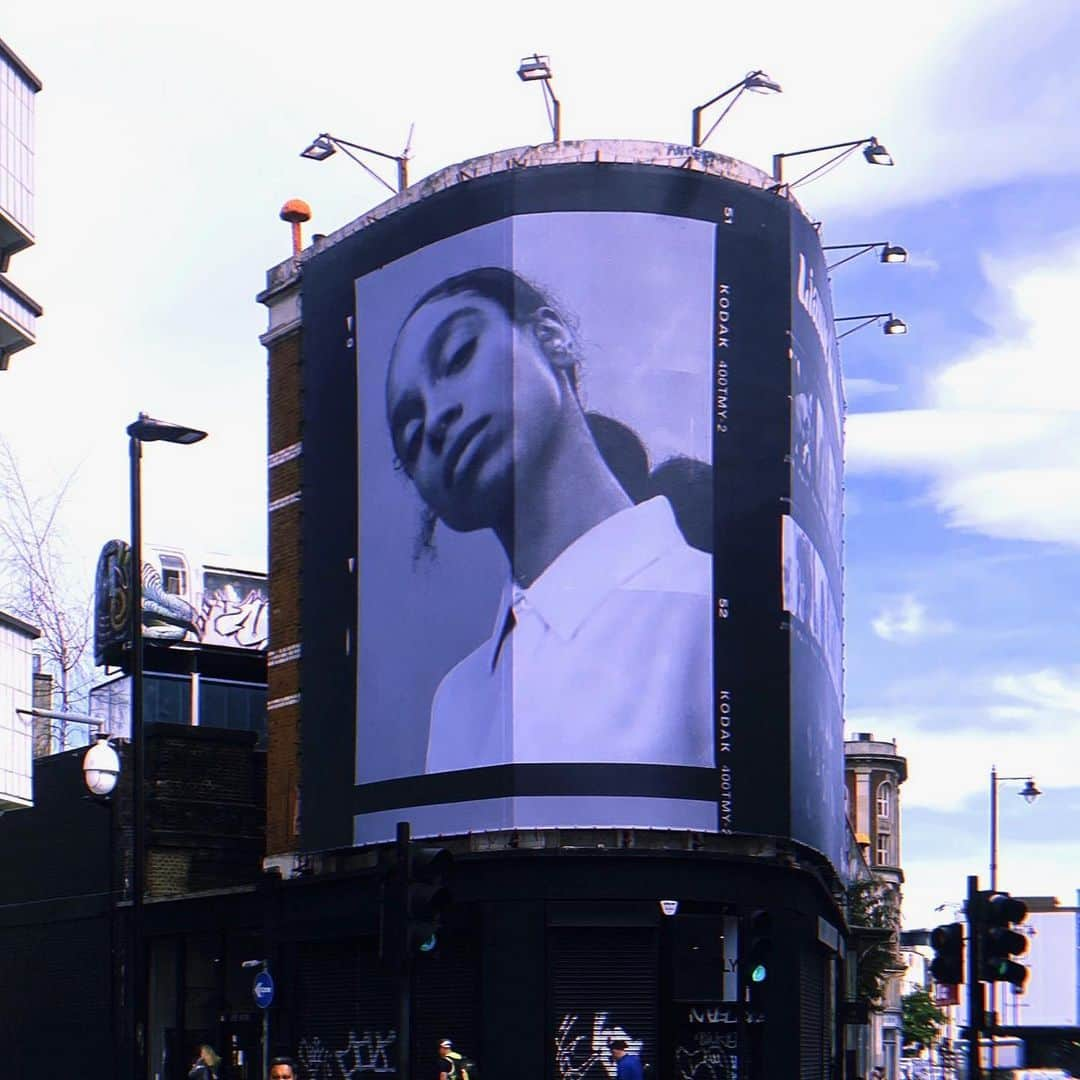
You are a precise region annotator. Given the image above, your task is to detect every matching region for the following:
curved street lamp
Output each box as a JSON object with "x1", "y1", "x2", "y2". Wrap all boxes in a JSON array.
[
  {"x1": 988, "y1": 767, "x2": 1042, "y2": 1062},
  {"x1": 835, "y1": 312, "x2": 908, "y2": 340},
  {"x1": 691, "y1": 69, "x2": 781, "y2": 148},
  {"x1": 301, "y1": 131, "x2": 411, "y2": 193},
  {"x1": 822, "y1": 242, "x2": 909, "y2": 271},
  {"x1": 773, "y1": 136, "x2": 894, "y2": 188}
]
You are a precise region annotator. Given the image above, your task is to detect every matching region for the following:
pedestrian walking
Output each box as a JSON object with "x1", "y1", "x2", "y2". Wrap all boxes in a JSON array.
[
  {"x1": 188, "y1": 1044, "x2": 220, "y2": 1080},
  {"x1": 610, "y1": 1039, "x2": 644, "y2": 1080},
  {"x1": 268, "y1": 1055, "x2": 297, "y2": 1080},
  {"x1": 437, "y1": 1038, "x2": 473, "y2": 1079}
]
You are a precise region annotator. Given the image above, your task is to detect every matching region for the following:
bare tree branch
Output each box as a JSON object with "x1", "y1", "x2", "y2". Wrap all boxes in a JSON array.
[{"x1": 0, "y1": 439, "x2": 94, "y2": 748}]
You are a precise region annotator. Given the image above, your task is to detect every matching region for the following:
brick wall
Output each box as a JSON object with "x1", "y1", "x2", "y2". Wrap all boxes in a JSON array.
[
  {"x1": 115, "y1": 725, "x2": 266, "y2": 898},
  {"x1": 266, "y1": 318, "x2": 303, "y2": 854}
]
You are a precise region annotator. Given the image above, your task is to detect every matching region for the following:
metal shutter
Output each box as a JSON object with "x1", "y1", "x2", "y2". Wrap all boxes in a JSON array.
[
  {"x1": 550, "y1": 927, "x2": 658, "y2": 1080},
  {"x1": 799, "y1": 946, "x2": 825, "y2": 1080},
  {"x1": 294, "y1": 940, "x2": 397, "y2": 1079},
  {"x1": 413, "y1": 933, "x2": 481, "y2": 1080}
]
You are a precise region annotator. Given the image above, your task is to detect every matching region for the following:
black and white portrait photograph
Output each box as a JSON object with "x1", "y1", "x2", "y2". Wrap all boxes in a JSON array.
[{"x1": 355, "y1": 211, "x2": 717, "y2": 786}]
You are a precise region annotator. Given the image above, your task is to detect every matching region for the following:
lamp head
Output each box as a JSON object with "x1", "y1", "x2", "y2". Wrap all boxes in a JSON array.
[
  {"x1": 127, "y1": 414, "x2": 207, "y2": 445},
  {"x1": 517, "y1": 54, "x2": 553, "y2": 82},
  {"x1": 300, "y1": 135, "x2": 336, "y2": 161},
  {"x1": 863, "y1": 138, "x2": 894, "y2": 166},
  {"x1": 83, "y1": 733, "x2": 120, "y2": 798},
  {"x1": 745, "y1": 71, "x2": 782, "y2": 94},
  {"x1": 1019, "y1": 779, "x2": 1042, "y2": 804},
  {"x1": 883, "y1": 316, "x2": 908, "y2": 335},
  {"x1": 880, "y1": 244, "x2": 908, "y2": 264}
]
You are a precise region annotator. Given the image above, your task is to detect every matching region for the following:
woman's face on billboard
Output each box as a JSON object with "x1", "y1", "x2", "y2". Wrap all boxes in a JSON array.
[{"x1": 387, "y1": 290, "x2": 571, "y2": 532}]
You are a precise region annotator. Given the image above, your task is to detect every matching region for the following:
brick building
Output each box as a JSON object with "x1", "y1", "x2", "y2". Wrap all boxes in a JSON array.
[{"x1": 254, "y1": 140, "x2": 859, "y2": 1080}]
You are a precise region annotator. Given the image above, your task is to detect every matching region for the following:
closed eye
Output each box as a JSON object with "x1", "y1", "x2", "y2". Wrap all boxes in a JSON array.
[
  {"x1": 445, "y1": 335, "x2": 477, "y2": 375},
  {"x1": 399, "y1": 417, "x2": 423, "y2": 468}
]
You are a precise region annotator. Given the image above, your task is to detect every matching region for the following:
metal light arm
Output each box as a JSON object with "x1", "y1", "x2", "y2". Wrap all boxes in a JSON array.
[
  {"x1": 773, "y1": 137, "x2": 873, "y2": 186},
  {"x1": 823, "y1": 242, "x2": 880, "y2": 271},
  {"x1": 541, "y1": 80, "x2": 562, "y2": 143},
  {"x1": 328, "y1": 136, "x2": 407, "y2": 194},
  {"x1": 309, "y1": 133, "x2": 409, "y2": 193},
  {"x1": 835, "y1": 313, "x2": 888, "y2": 340},
  {"x1": 692, "y1": 71, "x2": 776, "y2": 148}
]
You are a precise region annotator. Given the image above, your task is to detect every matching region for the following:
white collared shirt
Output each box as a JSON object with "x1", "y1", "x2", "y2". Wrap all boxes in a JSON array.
[{"x1": 426, "y1": 496, "x2": 714, "y2": 771}]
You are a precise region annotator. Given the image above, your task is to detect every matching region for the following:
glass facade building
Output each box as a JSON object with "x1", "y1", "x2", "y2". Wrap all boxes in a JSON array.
[
  {"x1": 0, "y1": 35, "x2": 40, "y2": 371},
  {"x1": 0, "y1": 45, "x2": 35, "y2": 240}
]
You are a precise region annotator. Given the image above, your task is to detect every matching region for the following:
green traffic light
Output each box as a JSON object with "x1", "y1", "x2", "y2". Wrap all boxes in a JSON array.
[
  {"x1": 419, "y1": 933, "x2": 438, "y2": 953},
  {"x1": 751, "y1": 963, "x2": 767, "y2": 983}
]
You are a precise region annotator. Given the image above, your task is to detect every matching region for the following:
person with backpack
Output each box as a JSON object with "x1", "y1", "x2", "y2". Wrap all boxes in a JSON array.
[{"x1": 437, "y1": 1038, "x2": 473, "y2": 1079}]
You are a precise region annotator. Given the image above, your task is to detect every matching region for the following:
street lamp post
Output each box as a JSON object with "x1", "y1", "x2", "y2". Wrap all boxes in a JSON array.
[
  {"x1": 126, "y1": 413, "x2": 207, "y2": 1080},
  {"x1": 690, "y1": 69, "x2": 781, "y2": 148},
  {"x1": 987, "y1": 766, "x2": 1041, "y2": 1072},
  {"x1": 989, "y1": 766, "x2": 1041, "y2": 892}
]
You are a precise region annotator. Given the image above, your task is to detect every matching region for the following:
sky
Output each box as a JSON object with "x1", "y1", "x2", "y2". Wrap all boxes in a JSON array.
[{"x1": 1, "y1": 0, "x2": 1077, "y2": 931}]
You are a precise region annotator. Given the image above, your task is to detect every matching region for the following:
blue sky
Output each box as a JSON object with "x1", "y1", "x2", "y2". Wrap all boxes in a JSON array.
[{"x1": 0, "y1": 0, "x2": 1077, "y2": 930}]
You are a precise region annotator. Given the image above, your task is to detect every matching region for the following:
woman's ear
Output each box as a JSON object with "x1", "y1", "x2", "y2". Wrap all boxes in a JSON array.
[{"x1": 529, "y1": 307, "x2": 575, "y2": 370}]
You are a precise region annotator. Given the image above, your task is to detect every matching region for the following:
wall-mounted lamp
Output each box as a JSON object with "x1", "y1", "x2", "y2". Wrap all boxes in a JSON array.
[
  {"x1": 822, "y1": 241, "x2": 909, "y2": 271},
  {"x1": 835, "y1": 312, "x2": 908, "y2": 340},
  {"x1": 300, "y1": 131, "x2": 411, "y2": 193},
  {"x1": 773, "y1": 136, "x2": 894, "y2": 189},
  {"x1": 517, "y1": 53, "x2": 561, "y2": 143},
  {"x1": 691, "y1": 69, "x2": 782, "y2": 148}
]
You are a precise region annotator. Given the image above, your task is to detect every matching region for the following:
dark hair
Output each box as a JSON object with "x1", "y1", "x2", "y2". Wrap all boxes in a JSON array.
[
  {"x1": 405, "y1": 266, "x2": 582, "y2": 393},
  {"x1": 610, "y1": 1039, "x2": 628, "y2": 1051},
  {"x1": 268, "y1": 1057, "x2": 297, "y2": 1072},
  {"x1": 587, "y1": 413, "x2": 712, "y2": 555},
  {"x1": 404, "y1": 267, "x2": 712, "y2": 557}
]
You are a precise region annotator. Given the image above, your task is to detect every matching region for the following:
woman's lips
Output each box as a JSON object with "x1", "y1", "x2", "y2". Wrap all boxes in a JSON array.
[{"x1": 443, "y1": 415, "x2": 492, "y2": 490}]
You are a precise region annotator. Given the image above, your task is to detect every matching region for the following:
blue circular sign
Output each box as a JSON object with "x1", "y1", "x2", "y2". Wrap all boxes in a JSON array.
[{"x1": 253, "y1": 970, "x2": 275, "y2": 1009}]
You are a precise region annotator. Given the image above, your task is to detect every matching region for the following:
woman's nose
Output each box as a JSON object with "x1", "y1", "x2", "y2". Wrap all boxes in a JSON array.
[{"x1": 427, "y1": 402, "x2": 462, "y2": 455}]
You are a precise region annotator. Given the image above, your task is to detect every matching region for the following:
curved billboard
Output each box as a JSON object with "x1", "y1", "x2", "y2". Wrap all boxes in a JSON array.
[{"x1": 298, "y1": 154, "x2": 844, "y2": 870}]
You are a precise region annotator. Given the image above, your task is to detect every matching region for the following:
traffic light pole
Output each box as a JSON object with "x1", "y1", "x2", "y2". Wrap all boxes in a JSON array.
[
  {"x1": 396, "y1": 821, "x2": 413, "y2": 1080},
  {"x1": 966, "y1": 875, "x2": 983, "y2": 1080}
]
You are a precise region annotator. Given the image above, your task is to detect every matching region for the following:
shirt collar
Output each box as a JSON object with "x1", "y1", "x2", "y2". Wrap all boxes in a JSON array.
[{"x1": 489, "y1": 496, "x2": 689, "y2": 652}]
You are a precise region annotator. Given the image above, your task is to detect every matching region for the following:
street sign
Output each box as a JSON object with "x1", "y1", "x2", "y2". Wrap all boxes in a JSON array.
[
  {"x1": 934, "y1": 982, "x2": 960, "y2": 1006},
  {"x1": 253, "y1": 970, "x2": 275, "y2": 1009}
]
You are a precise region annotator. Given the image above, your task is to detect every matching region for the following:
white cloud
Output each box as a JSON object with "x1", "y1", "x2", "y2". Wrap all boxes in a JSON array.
[
  {"x1": 847, "y1": 665, "x2": 1080, "y2": 814},
  {"x1": 855, "y1": 664, "x2": 1080, "y2": 929},
  {"x1": 845, "y1": 377, "x2": 899, "y2": 403},
  {"x1": 847, "y1": 236, "x2": 1080, "y2": 546},
  {"x1": 871, "y1": 595, "x2": 953, "y2": 642},
  {"x1": 902, "y1": 838, "x2": 1080, "y2": 930}
]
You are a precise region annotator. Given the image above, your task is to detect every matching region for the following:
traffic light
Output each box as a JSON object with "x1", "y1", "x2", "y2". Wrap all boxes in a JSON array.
[
  {"x1": 379, "y1": 825, "x2": 453, "y2": 970},
  {"x1": 929, "y1": 922, "x2": 964, "y2": 986},
  {"x1": 973, "y1": 891, "x2": 1028, "y2": 990},
  {"x1": 743, "y1": 909, "x2": 772, "y2": 1009},
  {"x1": 404, "y1": 844, "x2": 452, "y2": 956}
]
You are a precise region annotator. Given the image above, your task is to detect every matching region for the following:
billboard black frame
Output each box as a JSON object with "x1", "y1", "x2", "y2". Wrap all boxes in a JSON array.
[{"x1": 299, "y1": 161, "x2": 827, "y2": 859}]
